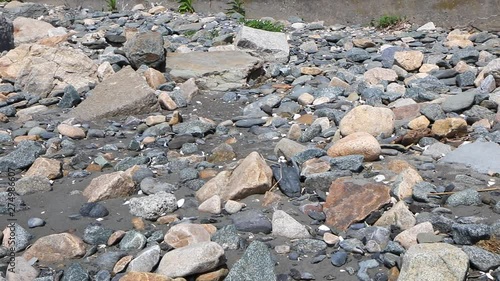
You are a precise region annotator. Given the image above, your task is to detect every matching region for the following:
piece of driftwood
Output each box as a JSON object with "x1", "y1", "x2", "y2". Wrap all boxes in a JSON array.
[{"x1": 431, "y1": 187, "x2": 500, "y2": 196}]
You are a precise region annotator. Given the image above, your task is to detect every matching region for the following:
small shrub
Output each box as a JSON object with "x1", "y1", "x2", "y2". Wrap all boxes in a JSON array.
[
  {"x1": 373, "y1": 15, "x2": 404, "y2": 28},
  {"x1": 178, "y1": 0, "x2": 195, "y2": 14},
  {"x1": 242, "y1": 19, "x2": 284, "y2": 32},
  {"x1": 207, "y1": 29, "x2": 220, "y2": 39},
  {"x1": 183, "y1": 30, "x2": 197, "y2": 37},
  {"x1": 106, "y1": 0, "x2": 117, "y2": 11},
  {"x1": 226, "y1": 0, "x2": 245, "y2": 17}
]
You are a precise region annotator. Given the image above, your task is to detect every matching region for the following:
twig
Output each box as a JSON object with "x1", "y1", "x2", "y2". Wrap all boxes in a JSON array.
[{"x1": 431, "y1": 187, "x2": 500, "y2": 196}]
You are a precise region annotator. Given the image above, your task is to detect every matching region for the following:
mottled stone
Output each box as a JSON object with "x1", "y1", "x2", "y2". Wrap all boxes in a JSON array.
[
  {"x1": 327, "y1": 132, "x2": 381, "y2": 161},
  {"x1": 22, "y1": 233, "x2": 86, "y2": 264}
]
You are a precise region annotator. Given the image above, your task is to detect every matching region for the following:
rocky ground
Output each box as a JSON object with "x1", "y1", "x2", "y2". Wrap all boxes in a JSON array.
[{"x1": 0, "y1": 1, "x2": 500, "y2": 281}]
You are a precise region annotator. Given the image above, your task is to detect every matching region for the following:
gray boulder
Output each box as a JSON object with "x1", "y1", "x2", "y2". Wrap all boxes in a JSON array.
[{"x1": 124, "y1": 31, "x2": 165, "y2": 70}]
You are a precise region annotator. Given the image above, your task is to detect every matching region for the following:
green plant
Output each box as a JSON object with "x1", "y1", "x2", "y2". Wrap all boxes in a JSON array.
[
  {"x1": 372, "y1": 15, "x2": 404, "y2": 28},
  {"x1": 207, "y1": 29, "x2": 220, "y2": 39},
  {"x1": 226, "y1": 0, "x2": 245, "y2": 17},
  {"x1": 106, "y1": 0, "x2": 117, "y2": 11},
  {"x1": 178, "y1": 0, "x2": 195, "y2": 13},
  {"x1": 183, "y1": 30, "x2": 197, "y2": 37},
  {"x1": 242, "y1": 19, "x2": 284, "y2": 32}
]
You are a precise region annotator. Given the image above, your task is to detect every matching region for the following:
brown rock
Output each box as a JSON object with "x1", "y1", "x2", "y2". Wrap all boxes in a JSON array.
[
  {"x1": 364, "y1": 67, "x2": 398, "y2": 85},
  {"x1": 324, "y1": 179, "x2": 391, "y2": 231},
  {"x1": 262, "y1": 191, "x2": 282, "y2": 207},
  {"x1": 329, "y1": 77, "x2": 350, "y2": 88},
  {"x1": 156, "y1": 214, "x2": 180, "y2": 225},
  {"x1": 375, "y1": 201, "x2": 416, "y2": 230},
  {"x1": 431, "y1": 117, "x2": 468, "y2": 138},
  {"x1": 394, "y1": 222, "x2": 434, "y2": 249},
  {"x1": 391, "y1": 103, "x2": 421, "y2": 121},
  {"x1": 327, "y1": 131, "x2": 381, "y2": 161},
  {"x1": 388, "y1": 267, "x2": 400, "y2": 281},
  {"x1": 168, "y1": 110, "x2": 183, "y2": 125},
  {"x1": 158, "y1": 91, "x2": 178, "y2": 110},
  {"x1": 145, "y1": 115, "x2": 166, "y2": 126},
  {"x1": 57, "y1": 124, "x2": 86, "y2": 139},
  {"x1": 199, "y1": 169, "x2": 218, "y2": 179},
  {"x1": 297, "y1": 93, "x2": 315, "y2": 105},
  {"x1": 340, "y1": 105, "x2": 395, "y2": 137},
  {"x1": 387, "y1": 159, "x2": 414, "y2": 174},
  {"x1": 392, "y1": 168, "x2": 423, "y2": 200},
  {"x1": 85, "y1": 163, "x2": 102, "y2": 172},
  {"x1": 301, "y1": 158, "x2": 330, "y2": 176},
  {"x1": 178, "y1": 78, "x2": 199, "y2": 103},
  {"x1": 395, "y1": 128, "x2": 432, "y2": 146},
  {"x1": 22, "y1": 233, "x2": 86, "y2": 264},
  {"x1": 82, "y1": 171, "x2": 136, "y2": 202},
  {"x1": 113, "y1": 255, "x2": 133, "y2": 274},
  {"x1": 132, "y1": 217, "x2": 146, "y2": 230},
  {"x1": 295, "y1": 114, "x2": 314, "y2": 125},
  {"x1": 195, "y1": 268, "x2": 229, "y2": 281},
  {"x1": 207, "y1": 143, "x2": 236, "y2": 163},
  {"x1": 119, "y1": 272, "x2": 173, "y2": 281},
  {"x1": 353, "y1": 38, "x2": 375, "y2": 48},
  {"x1": 287, "y1": 124, "x2": 302, "y2": 140},
  {"x1": 107, "y1": 230, "x2": 126, "y2": 246},
  {"x1": 13, "y1": 17, "x2": 54, "y2": 45},
  {"x1": 13, "y1": 135, "x2": 39, "y2": 144},
  {"x1": 164, "y1": 223, "x2": 212, "y2": 248},
  {"x1": 274, "y1": 138, "x2": 307, "y2": 159},
  {"x1": 144, "y1": 68, "x2": 166, "y2": 89},
  {"x1": 300, "y1": 66, "x2": 322, "y2": 75},
  {"x1": 394, "y1": 51, "x2": 424, "y2": 72},
  {"x1": 408, "y1": 116, "x2": 430, "y2": 130}
]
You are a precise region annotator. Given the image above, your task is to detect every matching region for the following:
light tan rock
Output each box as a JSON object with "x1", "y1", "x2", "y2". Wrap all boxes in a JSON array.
[
  {"x1": 148, "y1": 5, "x2": 166, "y2": 14},
  {"x1": 444, "y1": 39, "x2": 473, "y2": 48},
  {"x1": 301, "y1": 158, "x2": 330, "y2": 176},
  {"x1": 178, "y1": 78, "x2": 199, "y2": 103},
  {"x1": 329, "y1": 77, "x2": 350, "y2": 88},
  {"x1": 97, "y1": 61, "x2": 115, "y2": 81},
  {"x1": 164, "y1": 223, "x2": 212, "y2": 248},
  {"x1": 431, "y1": 117, "x2": 468, "y2": 138},
  {"x1": 113, "y1": 255, "x2": 133, "y2": 274},
  {"x1": 158, "y1": 91, "x2": 178, "y2": 110},
  {"x1": 198, "y1": 195, "x2": 222, "y2": 214},
  {"x1": 394, "y1": 222, "x2": 434, "y2": 249},
  {"x1": 375, "y1": 201, "x2": 416, "y2": 230},
  {"x1": 6, "y1": 257, "x2": 39, "y2": 281},
  {"x1": 419, "y1": 64, "x2": 439, "y2": 73},
  {"x1": 327, "y1": 131, "x2": 381, "y2": 161},
  {"x1": 323, "y1": 232, "x2": 340, "y2": 245},
  {"x1": 339, "y1": 105, "x2": 395, "y2": 137},
  {"x1": 144, "y1": 68, "x2": 166, "y2": 89},
  {"x1": 394, "y1": 51, "x2": 424, "y2": 72},
  {"x1": 300, "y1": 66, "x2": 322, "y2": 75},
  {"x1": 407, "y1": 115, "x2": 430, "y2": 130},
  {"x1": 83, "y1": 171, "x2": 136, "y2": 202},
  {"x1": 224, "y1": 200, "x2": 245, "y2": 214},
  {"x1": 25, "y1": 157, "x2": 61, "y2": 180},
  {"x1": 298, "y1": 93, "x2": 315, "y2": 105},
  {"x1": 13, "y1": 17, "x2": 55, "y2": 45},
  {"x1": 364, "y1": 67, "x2": 398, "y2": 85},
  {"x1": 272, "y1": 210, "x2": 311, "y2": 239},
  {"x1": 287, "y1": 124, "x2": 302, "y2": 141},
  {"x1": 392, "y1": 168, "x2": 423, "y2": 200},
  {"x1": 22, "y1": 233, "x2": 86, "y2": 264},
  {"x1": 120, "y1": 272, "x2": 173, "y2": 281},
  {"x1": 57, "y1": 124, "x2": 86, "y2": 139},
  {"x1": 145, "y1": 115, "x2": 166, "y2": 126},
  {"x1": 195, "y1": 268, "x2": 229, "y2": 281},
  {"x1": 353, "y1": 38, "x2": 375, "y2": 48}
]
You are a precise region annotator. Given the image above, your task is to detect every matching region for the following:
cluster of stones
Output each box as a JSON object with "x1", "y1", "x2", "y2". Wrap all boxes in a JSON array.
[{"x1": 0, "y1": 1, "x2": 500, "y2": 281}]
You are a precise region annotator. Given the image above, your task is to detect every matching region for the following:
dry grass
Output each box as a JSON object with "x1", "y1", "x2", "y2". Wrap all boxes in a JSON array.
[{"x1": 476, "y1": 235, "x2": 500, "y2": 254}]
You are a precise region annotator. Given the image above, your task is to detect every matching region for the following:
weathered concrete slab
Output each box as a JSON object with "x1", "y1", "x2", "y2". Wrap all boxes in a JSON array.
[
  {"x1": 234, "y1": 26, "x2": 289, "y2": 63},
  {"x1": 71, "y1": 66, "x2": 160, "y2": 120},
  {"x1": 166, "y1": 51, "x2": 262, "y2": 91}
]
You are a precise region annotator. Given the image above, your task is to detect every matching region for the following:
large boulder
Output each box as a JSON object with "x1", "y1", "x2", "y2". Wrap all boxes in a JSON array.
[
  {"x1": 0, "y1": 43, "x2": 97, "y2": 98},
  {"x1": 0, "y1": 14, "x2": 14, "y2": 52},
  {"x1": 166, "y1": 51, "x2": 263, "y2": 91},
  {"x1": 12, "y1": 17, "x2": 54, "y2": 45},
  {"x1": 124, "y1": 31, "x2": 165, "y2": 71},
  {"x1": 234, "y1": 26, "x2": 289, "y2": 63},
  {"x1": 71, "y1": 66, "x2": 160, "y2": 120},
  {"x1": 339, "y1": 105, "x2": 395, "y2": 137}
]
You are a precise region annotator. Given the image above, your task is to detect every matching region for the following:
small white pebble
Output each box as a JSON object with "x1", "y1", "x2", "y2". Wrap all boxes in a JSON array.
[
  {"x1": 373, "y1": 175, "x2": 386, "y2": 182},
  {"x1": 177, "y1": 198, "x2": 185, "y2": 208},
  {"x1": 318, "y1": 225, "x2": 330, "y2": 231}
]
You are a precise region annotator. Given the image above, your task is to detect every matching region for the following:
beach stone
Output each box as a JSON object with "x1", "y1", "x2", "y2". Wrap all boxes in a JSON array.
[
  {"x1": 441, "y1": 92, "x2": 476, "y2": 112},
  {"x1": 327, "y1": 132, "x2": 381, "y2": 161},
  {"x1": 119, "y1": 272, "x2": 172, "y2": 281},
  {"x1": 234, "y1": 26, "x2": 289, "y2": 63},
  {"x1": 79, "y1": 202, "x2": 109, "y2": 218},
  {"x1": 25, "y1": 157, "x2": 62, "y2": 179},
  {"x1": 196, "y1": 151, "x2": 272, "y2": 202},
  {"x1": 274, "y1": 138, "x2": 307, "y2": 159},
  {"x1": 224, "y1": 200, "x2": 245, "y2": 214},
  {"x1": 422, "y1": 142, "x2": 452, "y2": 159},
  {"x1": 446, "y1": 189, "x2": 482, "y2": 207},
  {"x1": 72, "y1": 66, "x2": 159, "y2": 120},
  {"x1": 292, "y1": 239, "x2": 327, "y2": 254},
  {"x1": 441, "y1": 141, "x2": 500, "y2": 174},
  {"x1": 211, "y1": 224, "x2": 245, "y2": 250},
  {"x1": 119, "y1": 230, "x2": 147, "y2": 251},
  {"x1": 375, "y1": 201, "x2": 416, "y2": 230},
  {"x1": 196, "y1": 268, "x2": 229, "y2": 281},
  {"x1": 394, "y1": 50, "x2": 424, "y2": 71},
  {"x1": 324, "y1": 179, "x2": 391, "y2": 231},
  {"x1": 167, "y1": 51, "x2": 262, "y2": 91},
  {"x1": 475, "y1": 58, "x2": 500, "y2": 86},
  {"x1": 22, "y1": 233, "x2": 86, "y2": 264},
  {"x1": 339, "y1": 105, "x2": 395, "y2": 137},
  {"x1": 364, "y1": 67, "x2": 398, "y2": 85},
  {"x1": 6, "y1": 256, "x2": 39, "y2": 281},
  {"x1": 12, "y1": 17, "x2": 54, "y2": 45},
  {"x1": 398, "y1": 243, "x2": 468, "y2": 281},
  {"x1": 127, "y1": 245, "x2": 161, "y2": 272},
  {"x1": 57, "y1": 124, "x2": 86, "y2": 139},
  {"x1": 198, "y1": 195, "x2": 222, "y2": 214},
  {"x1": 394, "y1": 222, "x2": 434, "y2": 249},
  {"x1": 346, "y1": 47, "x2": 370, "y2": 62},
  {"x1": 2, "y1": 223, "x2": 31, "y2": 252},
  {"x1": 451, "y1": 223, "x2": 490, "y2": 245},
  {"x1": 330, "y1": 251, "x2": 348, "y2": 267},
  {"x1": 0, "y1": 140, "x2": 44, "y2": 171},
  {"x1": 392, "y1": 168, "x2": 423, "y2": 200},
  {"x1": 83, "y1": 171, "x2": 135, "y2": 202},
  {"x1": 144, "y1": 68, "x2": 166, "y2": 89},
  {"x1": 0, "y1": 14, "x2": 14, "y2": 52},
  {"x1": 124, "y1": 31, "x2": 165, "y2": 70},
  {"x1": 164, "y1": 223, "x2": 212, "y2": 248},
  {"x1": 83, "y1": 224, "x2": 113, "y2": 245},
  {"x1": 178, "y1": 78, "x2": 199, "y2": 103},
  {"x1": 231, "y1": 209, "x2": 272, "y2": 234},
  {"x1": 225, "y1": 241, "x2": 276, "y2": 281},
  {"x1": 14, "y1": 175, "x2": 51, "y2": 195},
  {"x1": 431, "y1": 117, "x2": 467, "y2": 138},
  {"x1": 207, "y1": 143, "x2": 236, "y2": 163},
  {"x1": 157, "y1": 241, "x2": 224, "y2": 278},
  {"x1": 27, "y1": 218, "x2": 45, "y2": 228},
  {"x1": 129, "y1": 191, "x2": 177, "y2": 220},
  {"x1": 0, "y1": 43, "x2": 97, "y2": 98},
  {"x1": 272, "y1": 210, "x2": 311, "y2": 239},
  {"x1": 462, "y1": 246, "x2": 500, "y2": 271},
  {"x1": 58, "y1": 84, "x2": 82, "y2": 108},
  {"x1": 407, "y1": 115, "x2": 430, "y2": 130},
  {"x1": 61, "y1": 263, "x2": 89, "y2": 281}
]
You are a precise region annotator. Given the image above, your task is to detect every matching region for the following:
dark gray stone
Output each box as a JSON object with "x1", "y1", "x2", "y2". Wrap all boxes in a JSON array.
[
  {"x1": 330, "y1": 251, "x2": 348, "y2": 266},
  {"x1": 298, "y1": 124, "x2": 322, "y2": 142},
  {"x1": 0, "y1": 14, "x2": 14, "y2": 52},
  {"x1": 58, "y1": 85, "x2": 82, "y2": 108},
  {"x1": 140, "y1": 177, "x2": 176, "y2": 195},
  {"x1": 292, "y1": 239, "x2": 327, "y2": 254},
  {"x1": 27, "y1": 217, "x2": 45, "y2": 228},
  {"x1": 462, "y1": 246, "x2": 500, "y2": 271},
  {"x1": 346, "y1": 48, "x2": 370, "y2": 62},
  {"x1": 83, "y1": 224, "x2": 114, "y2": 245},
  {"x1": 127, "y1": 245, "x2": 161, "y2": 272},
  {"x1": 328, "y1": 155, "x2": 364, "y2": 172},
  {"x1": 412, "y1": 181, "x2": 437, "y2": 202},
  {"x1": 172, "y1": 120, "x2": 216, "y2": 136},
  {"x1": 452, "y1": 223, "x2": 490, "y2": 245},
  {"x1": 62, "y1": 263, "x2": 89, "y2": 281},
  {"x1": 292, "y1": 148, "x2": 327, "y2": 165},
  {"x1": 234, "y1": 118, "x2": 266, "y2": 128},
  {"x1": 0, "y1": 192, "x2": 28, "y2": 215},
  {"x1": 0, "y1": 140, "x2": 45, "y2": 171},
  {"x1": 420, "y1": 103, "x2": 446, "y2": 121},
  {"x1": 93, "y1": 251, "x2": 127, "y2": 271},
  {"x1": 119, "y1": 230, "x2": 147, "y2": 251},
  {"x1": 0, "y1": 105, "x2": 16, "y2": 117},
  {"x1": 357, "y1": 259, "x2": 379, "y2": 281},
  {"x1": 225, "y1": 241, "x2": 276, "y2": 281},
  {"x1": 211, "y1": 224, "x2": 246, "y2": 250},
  {"x1": 441, "y1": 92, "x2": 476, "y2": 112},
  {"x1": 94, "y1": 270, "x2": 111, "y2": 281},
  {"x1": 451, "y1": 47, "x2": 480, "y2": 65},
  {"x1": 271, "y1": 162, "x2": 301, "y2": 198},
  {"x1": 4, "y1": 223, "x2": 32, "y2": 252},
  {"x1": 231, "y1": 209, "x2": 272, "y2": 234},
  {"x1": 114, "y1": 156, "x2": 150, "y2": 171},
  {"x1": 124, "y1": 31, "x2": 165, "y2": 70},
  {"x1": 441, "y1": 141, "x2": 500, "y2": 174},
  {"x1": 446, "y1": 189, "x2": 482, "y2": 207},
  {"x1": 456, "y1": 71, "x2": 476, "y2": 88}
]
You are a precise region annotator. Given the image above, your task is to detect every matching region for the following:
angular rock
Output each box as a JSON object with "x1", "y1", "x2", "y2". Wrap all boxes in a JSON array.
[
  {"x1": 22, "y1": 233, "x2": 86, "y2": 264},
  {"x1": 339, "y1": 105, "x2": 395, "y2": 137},
  {"x1": 364, "y1": 67, "x2": 398, "y2": 85},
  {"x1": 398, "y1": 243, "x2": 468, "y2": 281},
  {"x1": 129, "y1": 191, "x2": 177, "y2": 220},
  {"x1": 0, "y1": 140, "x2": 45, "y2": 171},
  {"x1": 272, "y1": 210, "x2": 311, "y2": 239},
  {"x1": 394, "y1": 222, "x2": 434, "y2": 249},
  {"x1": 375, "y1": 201, "x2": 416, "y2": 230},
  {"x1": 0, "y1": 14, "x2": 14, "y2": 52},
  {"x1": 167, "y1": 51, "x2": 263, "y2": 91},
  {"x1": 274, "y1": 138, "x2": 307, "y2": 159},
  {"x1": 164, "y1": 223, "x2": 212, "y2": 248},
  {"x1": 225, "y1": 241, "x2": 276, "y2": 281},
  {"x1": 231, "y1": 209, "x2": 272, "y2": 234},
  {"x1": 72, "y1": 66, "x2": 160, "y2": 120},
  {"x1": 327, "y1": 132, "x2": 381, "y2": 161},
  {"x1": 6, "y1": 256, "x2": 39, "y2": 281},
  {"x1": 124, "y1": 31, "x2": 165, "y2": 70},
  {"x1": 14, "y1": 175, "x2": 51, "y2": 195},
  {"x1": 198, "y1": 195, "x2": 222, "y2": 214},
  {"x1": 157, "y1": 241, "x2": 224, "y2": 278},
  {"x1": 441, "y1": 141, "x2": 500, "y2": 174},
  {"x1": 25, "y1": 157, "x2": 61, "y2": 179},
  {"x1": 392, "y1": 168, "x2": 423, "y2": 200},
  {"x1": 57, "y1": 124, "x2": 86, "y2": 139},
  {"x1": 394, "y1": 50, "x2": 424, "y2": 71},
  {"x1": 120, "y1": 272, "x2": 172, "y2": 281},
  {"x1": 462, "y1": 246, "x2": 500, "y2": 271},
  {"x1": 83, "y1": 171, "x2": 135, "y2": 203},
  {"x1": 127, "y1": 245, "x2": 161, "y2": 272},
  {"x1": 324, "y1": 179, "x2": 391, "y2": 231},
  {"x1": 234, "y1": 26, "x2": 289, "y2": 63},
  {"x1": 13, "y1": 17, "x2": 54, "y2": 45}
]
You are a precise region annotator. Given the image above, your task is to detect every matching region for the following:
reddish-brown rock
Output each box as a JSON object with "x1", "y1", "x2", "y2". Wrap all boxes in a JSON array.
[
  {"x1": 22, "y1": 233, "x2": 86, "y2": 264},
  {"x1": 164, "y1": 223, "x2": 212, "y2": 248},
  {"x1": 82, "y1": 171, "x2": 135, "y2": 202},
  {"x1": 324, "y1": 179, "x2": 391, "y2": 231},
  {"x1": 119, "y1": 272, "x2": 173, "y2": 281}
]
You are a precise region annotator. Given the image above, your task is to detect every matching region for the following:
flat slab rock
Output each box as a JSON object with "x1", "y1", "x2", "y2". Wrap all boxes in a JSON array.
[
  {"x1": 440, "y1": 141, "x2": 500, "y2": 174},
  {"x1": 167, "y1": 51, "x2": 262, "y2": 91}
]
